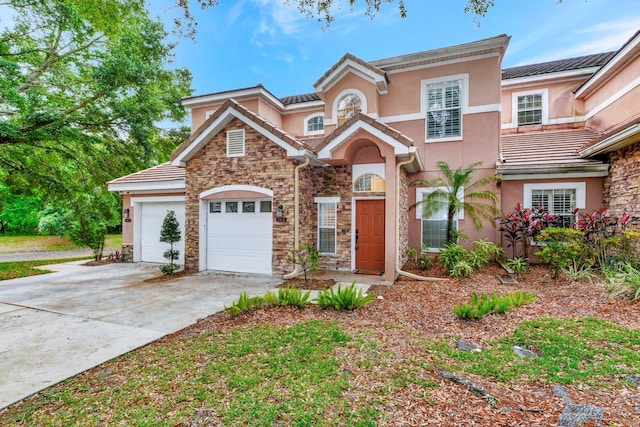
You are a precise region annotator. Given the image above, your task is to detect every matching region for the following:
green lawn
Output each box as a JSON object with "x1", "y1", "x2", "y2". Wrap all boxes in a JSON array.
[
  {"x1": 0, "y1": 258, "x2": 90, "y2": 281},
  {"x1": 0, "y1": 234, "x2": 122, "y2": 252},
  {"x1": 2, "y1": 316, "x2": 638, "y2": 425}
]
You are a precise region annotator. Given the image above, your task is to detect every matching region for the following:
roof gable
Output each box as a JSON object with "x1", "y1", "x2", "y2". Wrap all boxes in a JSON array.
[
  {"x1": 314, "y1": 53, "x2": 388, "y2": 95},
  {"x1": 171, "y1": 100, "x2": 306, "y2": 167}
]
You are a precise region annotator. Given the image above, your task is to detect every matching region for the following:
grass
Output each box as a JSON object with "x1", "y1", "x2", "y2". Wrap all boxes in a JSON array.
[
  {"x1": 0, "y1": 258, "x2": 89, "y2": 280},
  {"x1": 0, "y1": 234, "x2": 122, "y2": 252},
  {"x1": 1, "y1": 321, "x2": 441, "y2": 426},
  {"x1": 425, "y1": 317, "x2": 640, "y2": 386}
]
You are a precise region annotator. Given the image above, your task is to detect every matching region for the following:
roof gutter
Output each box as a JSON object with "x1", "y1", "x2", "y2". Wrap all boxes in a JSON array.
[
  {"x1": 395, "y1": 154, "x2": 447, "y2": 282},
  {"x1": 283, "y1": 155, "x2": 311, "y2": 279}
]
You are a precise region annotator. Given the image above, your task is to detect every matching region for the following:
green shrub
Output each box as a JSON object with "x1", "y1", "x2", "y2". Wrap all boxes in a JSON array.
[
  {"x1": 505, "y1": 257, "x2": 528, "y2": 274},
  {"x1": 607, "y1": 261, "x2": 640, "y2": 301},
  {"x1": 450, "y1": 260, "x2": 475, "y2": 278},
  {"x1": 453, "y1": 291, "x2": 536, "y2": 320},
  {"x1": 278, "y1": 287, "x2": 311, "y2": 308},
  {"x1": 262, "y1": 290, "x2": 279, "y2": 305},
  {"x1": 225, "y1": 292, "x2": 263, "y2": 317},
  {"x1": 288, "y1": 243, "x2": 321, "y2": 282},
  {"x1": 561, "y1": 261, "x2": 597, "y2": 283},
  {"x1": 440, "y1": 240, "x2": 503, "y2": 278},
  {"x1": 315, "y1": 282, "x2": 375, "y2": 310},
  {"x1": 417, "y1": 253, "x2": 432, "y2": 270},
  {"x1": 536, "y1": 227, "x2": 592, "y2": 279},
  {"x1": 440, "y1": 243, "x2": 468, "y2": 272},
  {"x1": 472, "y1": 238, "x2": 504, "y2": 261}
]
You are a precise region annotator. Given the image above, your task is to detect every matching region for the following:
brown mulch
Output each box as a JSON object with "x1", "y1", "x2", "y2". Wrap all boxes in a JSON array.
[
  {"x1": 81, "y1": 258, "x2": 122, "y2": 266},
  {"x1": 280, "y1": 277, "x2": 335, "y2": 290},
  {"x1": 142, "y1": 269, "x2": 190, "y2": 283},
  {"x1": 179, "y1": 262, "x2": 640, "y2": 426}
]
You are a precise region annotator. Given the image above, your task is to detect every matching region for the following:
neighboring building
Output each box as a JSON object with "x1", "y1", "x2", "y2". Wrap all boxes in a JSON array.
[{"x1": 108, "y1": 31, "x2": 640, "y2": 279}]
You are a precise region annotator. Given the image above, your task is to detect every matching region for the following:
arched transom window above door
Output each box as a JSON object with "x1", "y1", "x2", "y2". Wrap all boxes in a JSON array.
[
  {"x1": 337, "y1": 93, "x2": 362, "y2": 125},
  {"x1": 354, "y1": 174, "x2": 385, "y2": 192}
]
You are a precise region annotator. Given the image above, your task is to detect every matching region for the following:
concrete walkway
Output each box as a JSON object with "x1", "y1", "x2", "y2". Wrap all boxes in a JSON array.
[{"x1": 0, "y1": 262, "x2": 282, "y2": 409}]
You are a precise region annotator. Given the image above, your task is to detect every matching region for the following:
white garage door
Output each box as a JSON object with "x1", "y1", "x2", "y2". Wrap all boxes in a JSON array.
[
  {"x1": 139, "y1": 202, "x2": 186, "y2": 264},
  {"x1": 207, "y1": 199, "x2": 273, "y2": 274}
]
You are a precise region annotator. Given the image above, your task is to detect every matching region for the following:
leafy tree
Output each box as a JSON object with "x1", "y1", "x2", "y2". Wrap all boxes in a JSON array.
[
  {"x1": 173, "y1": 0, "x2": 499, "y2": 35},
  {"x1": 0, "y1": 0, "x2": 192, "y2": 230},
  {"x1": 410, "y1": 161, "x2": 500, "y2": 245},
  {"x1": 160, "y1": 210, "x2": 182, "y2": 275}
]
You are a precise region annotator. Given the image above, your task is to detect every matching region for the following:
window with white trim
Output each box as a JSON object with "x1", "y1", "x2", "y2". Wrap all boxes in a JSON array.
[
  {"x1": 524, "y1": 182, "x2": 585, "y2": 228},
  {"x1": 337, "y1": 94, "x2": 362, "y2": 126},
  {"x1": 306, "y1": 115, "x2": 324, "y2": 134},
  {"x1": 317, "y1": 202, "x2": 337, "y2": 254},
  {"x1": 353, "y1": 174, "x2": 385, "y2": 192},
  {"x1": 426, "y1": 79, "x2": 462, "y2": 139},
  {"x1": 226, "y1": 129, "x2": 245, "y2": 157},
  {"x1": 517, "y1": 93, "x2": 543, "y2": 126},
  {"x1": 416, "y1": 188, "x2": 461, "y2": 251}
]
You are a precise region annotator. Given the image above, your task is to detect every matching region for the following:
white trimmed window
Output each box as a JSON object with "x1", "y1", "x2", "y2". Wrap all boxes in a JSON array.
[
  {"x1": 305, "y1": 114, "x2": 324, "y2": 135},
  {"x1": 337, "y1": 93, "x2": 362, "y2": 126},
  {"x1": 226, "y1": 129, "x2": 245, "y2": 157},
  {"x1": 416, "y1": 188, "x2": 462, "y2": 251},
  {"x1": 512, "y1": 89, "x2": 548, "y2": 126},
  {"x1": 426, "y1": 79, "x2": 462, "y2": 139},
  {"x1": 315, "y1": 197, "x2": 338, "y2": 254},
  {"x1": 354, "y1": 174, "x2": 385, "y2": 192},
  {"x1": 524, "y1": 182, "x2": 585, "y2": 227}
]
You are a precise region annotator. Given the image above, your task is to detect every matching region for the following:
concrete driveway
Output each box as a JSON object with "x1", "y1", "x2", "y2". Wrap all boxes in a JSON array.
[{"x1": 0, "y1": 261, "x2": 281, "y2": 409}]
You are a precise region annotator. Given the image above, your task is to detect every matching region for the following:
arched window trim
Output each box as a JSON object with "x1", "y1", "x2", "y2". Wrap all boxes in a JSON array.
[
  {"x1": 331, "y1": 88, "x2": 368, "y2": 126},
  {"x1": 353, "y1": 173, "x2": 386, "y2": 192},
  {"x1": 303, "y1": 112, "x2": 325, "y2": 136}
]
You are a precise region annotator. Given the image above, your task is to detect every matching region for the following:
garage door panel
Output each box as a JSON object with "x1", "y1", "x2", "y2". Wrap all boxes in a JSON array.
[
  {"x1": 139, "y1": 202, "x2": 185, "y2": 264},
  {"x1": 207, "y1": 200, "x2": 272, "y2": 275}
]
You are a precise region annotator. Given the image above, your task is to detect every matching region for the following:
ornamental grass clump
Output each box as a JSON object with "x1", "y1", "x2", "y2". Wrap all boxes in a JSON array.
[
  {"x1": 278, "y1": 286, "x2": 311, "y2": 308},
  {"x1": 453, "y1": 291, "x2": 536, "y2": 320},
  {"x1": 315, "y1": 282, "x2": 375, "y2": 310},
  {"x1": 225, "y1": 291, "x2": 263, "y2": 317}
]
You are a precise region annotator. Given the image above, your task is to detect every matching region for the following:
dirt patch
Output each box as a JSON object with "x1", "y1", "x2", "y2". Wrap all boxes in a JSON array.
[{"x1": 142, "y1": 269, "x2": 191, "y2": 284}]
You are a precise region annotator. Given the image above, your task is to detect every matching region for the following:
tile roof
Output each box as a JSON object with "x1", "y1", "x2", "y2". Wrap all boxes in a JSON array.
[
  {"x1": 315, "y1": 112, "x2": 413, "y2": 153},
  {"x1": 171, "y1": 99, "x2": 305, "y2": 162},
  {"x1": 313, "y1": 53, "x2": 386, "y2": 90},
  {"x1": 578, "y1": 116, "x2": 640, "y2": 156},
  {"x1": 502, "y1": 52, "x2": 616, "y2": 80},
  {"x1": 280, "y1": 93, "x2": 321, "y2": 105},
  {"x1": 500, "y1": 129, "x2": 602, "y2": 167},
  {"x1": 107, "y1": 162, "x2": 185, "y2": 185}
]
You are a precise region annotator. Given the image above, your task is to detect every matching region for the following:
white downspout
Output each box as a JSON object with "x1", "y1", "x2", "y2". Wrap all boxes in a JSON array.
[
  {"x1": 283, "y1": 156, "x2": 311, "y2": 279},
  {"x1": 396, "y1": 154, "x2": 447, "y2": 282}
]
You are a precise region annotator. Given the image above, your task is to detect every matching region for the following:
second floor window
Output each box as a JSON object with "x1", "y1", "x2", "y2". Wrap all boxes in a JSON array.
[
  {"x1": 517, "y1": 93, "x2": 543, "y2": 125},
  {"x1": 426, "y1": 79, "x2": 462, "y2": 139},
  {"x1": 307, "y1": 115, "x2": 324, "y2": 133},
  {"x1": 337, "y1": 93, "x2": 362, "y2": 126}
]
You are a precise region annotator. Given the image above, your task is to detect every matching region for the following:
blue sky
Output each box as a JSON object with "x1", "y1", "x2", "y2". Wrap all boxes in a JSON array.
[{"x1": 157, "y1": 0, "x2": 640, "y2": 99}]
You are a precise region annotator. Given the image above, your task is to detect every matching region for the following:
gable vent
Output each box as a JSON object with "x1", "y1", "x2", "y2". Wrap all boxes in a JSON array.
[{"x1": 226, "y1": 129, "x2": 245, "y2": 157}]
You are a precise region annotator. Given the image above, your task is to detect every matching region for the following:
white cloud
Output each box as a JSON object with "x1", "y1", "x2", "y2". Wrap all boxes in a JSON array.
[{"x1": 511, "y1": 16, "x2": 640, "y2": 66}]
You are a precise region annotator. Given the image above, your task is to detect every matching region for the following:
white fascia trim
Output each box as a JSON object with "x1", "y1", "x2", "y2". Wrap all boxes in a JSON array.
[
  {"x1": 579, "y1": 123, "x2": 640, "y2": 157},
  {"x1": 523, "y1": 182, "x2": 586, "y2": 209},
  {"x1": 200, "y1": 185, "x2": 273, "y2": 199},
  {"x1": 108, "y1": 180, "x2": 185, "y2": 193},
  {"x1": 501, "y1": 67, "x2": 600, "y2": 88},
  {"x1": 315, "y1": 59, "x2": 387, "y2": 94},
  {"x1": 303, "y1": 112, "x2": 325, "y2": 136},
  {"x1": 182, "y1": 87, "x2": 284, "y2": 109},
  {"x1": 500, "y1": 171, "x2": 608, "y2": 180},
  {"x1": 314, "y1": 196, "x2": 340, "y2": 204},
  {"x1": 511, "y1": 88, "x2": 549, "y2": 126},
  {"x1": 172, "y1": 107, "x2": 301, "y2": 166},
  {"x1": 584, "y1": 75, "x2": 640, "y2": 120},
  {"x1": 576, "y1": 35, "x2": 640, "y2": 97},
  {"x1": 384, "y1": 52, "x2": 501, "y2": 75},
  {"x1": 131, "y1": 195, "x2": 185, "y2": 204},
  {"x1": 282, "y1": 100, "x2": 325, "y2": 112},
  {"x1": 318, "y1": 121, "x2": 414, "y2": 159}
]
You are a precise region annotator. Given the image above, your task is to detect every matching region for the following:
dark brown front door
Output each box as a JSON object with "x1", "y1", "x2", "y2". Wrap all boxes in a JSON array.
[{"x1": 355, "y1": 199, "x2": 385, "y2": 272}]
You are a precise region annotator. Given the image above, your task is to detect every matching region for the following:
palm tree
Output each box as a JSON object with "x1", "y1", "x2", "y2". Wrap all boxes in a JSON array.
[{"x1": 410, "y1": 161, "x2": 501, "y2": 245}]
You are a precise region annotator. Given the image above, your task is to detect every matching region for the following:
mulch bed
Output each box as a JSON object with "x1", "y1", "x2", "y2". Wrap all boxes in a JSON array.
[
  {"x1": 180, "y1": 261, "x2": 640, "y2": 426},
  {"x1": 280, "y1": 277, "x2": 335, "y2": 290},
  {"x1": 142, "y1": 269, "x2": 190, "y2": 283}
]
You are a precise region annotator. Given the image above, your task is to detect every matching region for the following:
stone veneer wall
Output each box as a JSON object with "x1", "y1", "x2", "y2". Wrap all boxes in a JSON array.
[
  {"x1": 184, "y1": 118, "x2": 297, "y2": 274},
  {"x1": 604, "y1": 141, "x2": 640, "y2": 226},
  {"x1": 302, "y1": 165, "x2": 355, "y2": 271}
]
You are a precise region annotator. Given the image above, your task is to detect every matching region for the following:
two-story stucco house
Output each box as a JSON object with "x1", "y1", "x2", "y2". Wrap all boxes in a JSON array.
[{"x1": 108, "y1": 30, "x2": 640, "y2": 280}]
